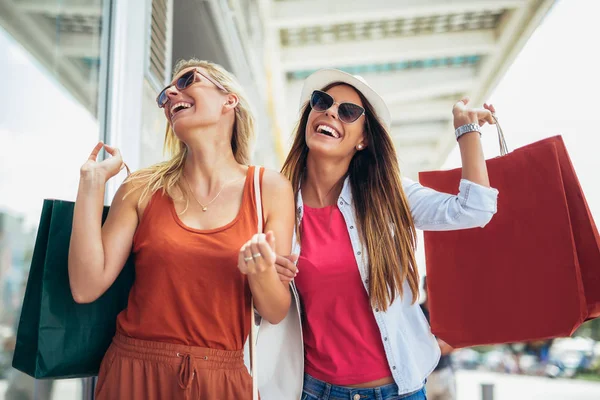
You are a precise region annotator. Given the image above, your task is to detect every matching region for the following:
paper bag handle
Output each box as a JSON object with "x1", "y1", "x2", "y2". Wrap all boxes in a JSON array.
[{"x1": 492, "y1": 114, "x2": 509, "y2": 156}]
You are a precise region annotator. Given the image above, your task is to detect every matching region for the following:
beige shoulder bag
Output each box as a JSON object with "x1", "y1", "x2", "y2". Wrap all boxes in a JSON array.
[
  {"x1": 249, "y1": 165, "x2": 263, "y2": 400},
  {"x1": 246, "y1": 165, "x2": 304, "y2": 400}
]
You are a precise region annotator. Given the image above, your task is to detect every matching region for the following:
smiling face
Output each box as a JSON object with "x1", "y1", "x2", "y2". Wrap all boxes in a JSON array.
[
  {"x1": 305, "y1": 84, "x2": 367, "y2": 159},
  {"x1": 161, "y1": 67, "x2": 234, "y2": 138}
]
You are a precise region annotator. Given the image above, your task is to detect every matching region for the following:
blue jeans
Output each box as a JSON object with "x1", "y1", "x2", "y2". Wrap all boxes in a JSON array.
[{"x1": 302, "y1": 373, "x2": 427, "y2": 400}]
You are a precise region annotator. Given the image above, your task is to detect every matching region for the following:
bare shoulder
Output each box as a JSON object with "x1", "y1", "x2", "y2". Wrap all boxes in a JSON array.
[
  {"x1": 113, "y1": 175, "x2": 144, "y2": 206},
  {"x1": 261, "y1": 168, "x2": 293, "y2": 196},
  {"x1": 259, "y1": 168, "x2": 295, "y2": 254},
  {"x1": 112, "y1": 167, "x2": 160, "y2": 218}
]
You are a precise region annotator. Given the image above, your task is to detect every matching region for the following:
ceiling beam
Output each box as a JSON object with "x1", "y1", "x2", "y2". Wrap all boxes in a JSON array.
[
  {"x1": 394, "y1": 120, "x2": 454, "y2": 175},
  {"x1": 15, "y1": 0, "x2": 102, "y2": 16},
  {"x1": 281, "y1": 29, "x2": 496, "y2": 70},
  {"x1": 392, "y1": 121, "x2": 449, "y2": 143},
  {"x1": 471, "y1": 0, "x2": 556, "y2": 106},
  {"x1": 433, "y1": 0, "x2": 556, "y2": 168},
  {"x1": 391, "y1": 125, "x2": 442, "y2": 146},
  {"x1": 0, "y1": 1, "x2": 93, "y2": 110},
  {"x1": 384, "y1": 80, "x2": 472, "y2": 104},
  {"x1": 388, "y1": 99, "x2": 455, "y2": 124},
  {"x1": 273, "y1": 0, "x2": 526, "y2": 28}
]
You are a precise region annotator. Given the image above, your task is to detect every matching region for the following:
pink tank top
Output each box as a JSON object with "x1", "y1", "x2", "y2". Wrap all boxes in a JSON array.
[{"x1": 294, "y1": 204, "x2": 392, "y2": 385}]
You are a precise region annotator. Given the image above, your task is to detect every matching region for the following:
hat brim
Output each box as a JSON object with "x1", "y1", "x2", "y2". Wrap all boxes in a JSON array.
[{"x1": 299, "y1": 69, "x2": 392, "y2": 131}]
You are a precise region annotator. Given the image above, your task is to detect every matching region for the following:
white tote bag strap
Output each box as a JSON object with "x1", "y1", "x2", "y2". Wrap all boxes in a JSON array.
[
  {"x1": 254, "y1": 166, "x2": 264, "y2": 233},
  {"x1": 250, "y1": 165, "x2": 263, "y2": 400}
]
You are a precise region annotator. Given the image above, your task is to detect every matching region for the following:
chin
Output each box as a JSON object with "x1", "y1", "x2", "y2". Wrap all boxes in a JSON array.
[
  {"x1": 306, "y1": 140, "x2": 342, "y2": 158},
  {"x1": 171, "y1": 116, "x2": 202, "y2": 134}
]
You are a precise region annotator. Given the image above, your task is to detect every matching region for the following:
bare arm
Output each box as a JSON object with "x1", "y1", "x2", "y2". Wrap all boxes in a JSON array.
[
  {"x1": 68, "y1": 143, "x2": 140, "y2": 303},
  {"x1": 453, "y1": 98, "x2": 496, "y2": 187},
  {"x1": 401, "y1": 100, "x2": 499, "y2": 231},
  {"x1": 438, "y1": 338, "x2": 454, "y2": 356},
  {"x1": 238, "y1": 170, "x2": 295, "y2": 324}
]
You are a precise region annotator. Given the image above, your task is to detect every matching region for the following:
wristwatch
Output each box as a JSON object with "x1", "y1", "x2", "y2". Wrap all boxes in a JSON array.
[{"x1": 455, "y1": 123, "x2": 481, "y2": 141}]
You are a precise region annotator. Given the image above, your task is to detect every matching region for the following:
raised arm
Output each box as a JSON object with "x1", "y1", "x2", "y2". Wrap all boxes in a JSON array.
[
  {"x1": 402, "y1": 99, "x2": 499, "y2": 231},
  {"x1": 68, "y1": 142, "x2": 140, "y2": 303},
  {"x1": 402, "y1": 178, "x2": 498, "y2": 231},
  {"x1": 453, "y1": 98, "x2": 495, "y2": 187}
]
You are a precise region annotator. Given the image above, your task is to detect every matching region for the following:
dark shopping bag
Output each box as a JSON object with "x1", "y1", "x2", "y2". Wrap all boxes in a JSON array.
[
  {"x1": 12, "y1": 199, "x2": 134, "y2": 378},
  {"x1": 419, "y1": 123, "x2": 600, "y2": 348}
]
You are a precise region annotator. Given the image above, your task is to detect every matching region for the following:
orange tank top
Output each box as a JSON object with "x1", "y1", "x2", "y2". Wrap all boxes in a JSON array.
[{"x1": 116, "y1": 166, "x2": 263, "y2": 350}]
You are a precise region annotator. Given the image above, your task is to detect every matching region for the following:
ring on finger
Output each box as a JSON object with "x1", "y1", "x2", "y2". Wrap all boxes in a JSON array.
[
  {"x1": 244, "y1": 256, "x2": 253, "y2": 262},
  {"x1": 252, "y1": 253, "x2": 262, "y2": 258}
]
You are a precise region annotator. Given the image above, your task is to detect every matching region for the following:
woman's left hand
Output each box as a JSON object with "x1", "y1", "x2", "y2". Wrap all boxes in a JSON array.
[
  {"x1": 238, "y1": 231, "x2": 277, "y2": 275},
  {"x1": 452, "y1": 97, "x2": 496, "y2": 129}
]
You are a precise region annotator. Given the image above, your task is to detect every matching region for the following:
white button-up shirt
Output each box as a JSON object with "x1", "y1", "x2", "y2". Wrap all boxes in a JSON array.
[{"x1": 291, "y1": 177, "x2": 498, "y2": 395}]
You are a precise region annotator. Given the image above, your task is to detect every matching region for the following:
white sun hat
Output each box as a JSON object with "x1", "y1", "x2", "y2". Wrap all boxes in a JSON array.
[{"x1": 299, "y1": 68, "x2": 392, "y2": 131}]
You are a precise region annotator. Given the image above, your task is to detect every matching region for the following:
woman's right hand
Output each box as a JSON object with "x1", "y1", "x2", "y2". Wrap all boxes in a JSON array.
[
  {"x1": 275, "y1": 254, "x2": 299, "y2": 283},
  {"x1": 80, "y1": 141, "x2": 126, "y2": 182}
]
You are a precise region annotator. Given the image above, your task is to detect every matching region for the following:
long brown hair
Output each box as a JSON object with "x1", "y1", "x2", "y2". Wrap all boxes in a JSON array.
[
  {"x1": 124, "y1": 59, "x2": 255, "y2": 208},
  {"x1": 281, "y1": 83, "x2": 419, "y2": 310}
]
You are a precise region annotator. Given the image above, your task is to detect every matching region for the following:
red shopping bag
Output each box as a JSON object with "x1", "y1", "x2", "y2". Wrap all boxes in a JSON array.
[{"x1": 418, "y1": 131, "x2": 600, "y2": 348}]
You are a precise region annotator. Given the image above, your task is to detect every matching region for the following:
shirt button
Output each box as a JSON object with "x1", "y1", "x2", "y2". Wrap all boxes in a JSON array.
[
  {"x1": 384, "y1": 337, "x2": 388, "y2": 341},
  {"x1": 297, "y1": 206, "x2": 301, "y2": 214},
  {"x1": 350, "y1": 225, "x2": 354, "y2": 229},
  {"x1": 375, "y1": 308, "x2": 379, "y2": 312},
  {"x1": 392, "y1": 366, "x2": 396, "y2": 370},
  {"x1": 357, "y1": 251, "x2": 361, "y2": 255},
  {"x1": 339, "y1": 201, "x2": 344, "y2": 206},
  {"x1": 365, "y1": 279, "x2": 369, "y2": 284},
  {"x1": 353, "y1": 395, "x2": 361, "y2": 400}
]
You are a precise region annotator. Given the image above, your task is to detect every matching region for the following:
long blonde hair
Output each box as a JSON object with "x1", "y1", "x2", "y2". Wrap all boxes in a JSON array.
[
  {"x1": 125, "y1": 59, "x2": 255, "y2": 205},
  {"x1": 281, "y1": 83, "x2": 420, "y2": 310}
]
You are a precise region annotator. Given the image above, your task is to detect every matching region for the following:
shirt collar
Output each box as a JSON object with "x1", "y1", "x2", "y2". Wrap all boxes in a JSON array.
[{"x1": 339, "y1": 175, "x2": 353, "y2": 206}]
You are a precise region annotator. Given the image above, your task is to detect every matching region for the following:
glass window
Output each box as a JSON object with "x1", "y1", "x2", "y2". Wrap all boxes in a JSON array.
[{"x1": 0, "y1": 1, "x2": 107, "y2": 399}]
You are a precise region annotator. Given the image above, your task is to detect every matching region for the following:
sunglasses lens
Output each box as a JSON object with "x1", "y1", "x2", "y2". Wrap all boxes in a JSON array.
[
  {"x1": 176, "y1": 70, "x2": 196, "y2": 90},
  {"x1": 339, "y1": 103, "x2": 364, "y2": 123},
  {"x1": 156, "y1": 70, "x2": 196, "y2": 108},
  {"x1": 310, "y1": 91, "x2": 333, "y2": 112},
  {"x1": 157, "y1": 90, "x2": 168, "y2": 108}
]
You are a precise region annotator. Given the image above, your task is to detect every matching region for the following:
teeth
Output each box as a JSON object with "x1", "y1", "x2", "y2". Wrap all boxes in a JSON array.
[
  {"x1": 317, "y1": 124, "x2": 340, "y2": 138},
  {"x1": 170, "y1": 102, "x2": 193, "y2": 116}
]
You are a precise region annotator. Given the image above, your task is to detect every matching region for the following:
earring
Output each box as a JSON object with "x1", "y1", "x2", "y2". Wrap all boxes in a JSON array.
[{"x1": 356, "y1": 144, "x2": 364, "y2": 150}]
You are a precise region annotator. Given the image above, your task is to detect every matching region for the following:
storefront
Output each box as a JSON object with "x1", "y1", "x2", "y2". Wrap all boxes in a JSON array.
[{"x1": 0, "y1": 0, "x2": 274, "y2": 398}]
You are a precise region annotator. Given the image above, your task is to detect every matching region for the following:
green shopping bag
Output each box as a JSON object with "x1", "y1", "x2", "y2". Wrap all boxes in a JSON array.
[{"x1": 12, "y1": 199, "x2": 135, "y2": 379}]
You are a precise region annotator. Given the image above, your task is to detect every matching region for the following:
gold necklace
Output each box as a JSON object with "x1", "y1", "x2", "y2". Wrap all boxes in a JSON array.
[{"x1": 183, "y1": 174, "x2": 243, "y2": 212}]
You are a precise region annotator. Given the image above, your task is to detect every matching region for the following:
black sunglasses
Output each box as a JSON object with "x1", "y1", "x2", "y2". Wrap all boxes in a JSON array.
[
  {"x1": 309, "y1": 90, "x2": 365, "y2": 124},
  {"x1": 156, "y1": 68, "x2": 227, "y2": 108}
]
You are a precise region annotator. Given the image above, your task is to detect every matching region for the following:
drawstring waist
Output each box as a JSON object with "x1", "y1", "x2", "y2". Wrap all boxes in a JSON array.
[
  {"x1": 178, "y1": 353, "x2": 198, "y2": 391},
  {"x1": 112, "y1": 333, "x2": 246, "y2": 398},
  {"x1": 177, "y1": 352, "x2": 201, "y2": 398}
]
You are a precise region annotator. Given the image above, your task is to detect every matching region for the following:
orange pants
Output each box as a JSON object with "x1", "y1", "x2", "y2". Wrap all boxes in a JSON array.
[{"x1": 95, "y1": 333, "x2": 253, "y2": 399}]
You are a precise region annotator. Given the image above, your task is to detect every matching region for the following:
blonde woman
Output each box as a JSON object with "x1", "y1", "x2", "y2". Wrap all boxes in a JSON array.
[
  {"x1": 68, "y1": 59, "x2": 294, "y2": 399},
  {"x1": 275, "y1": 69, "x2": 499, "y2": 400}
]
